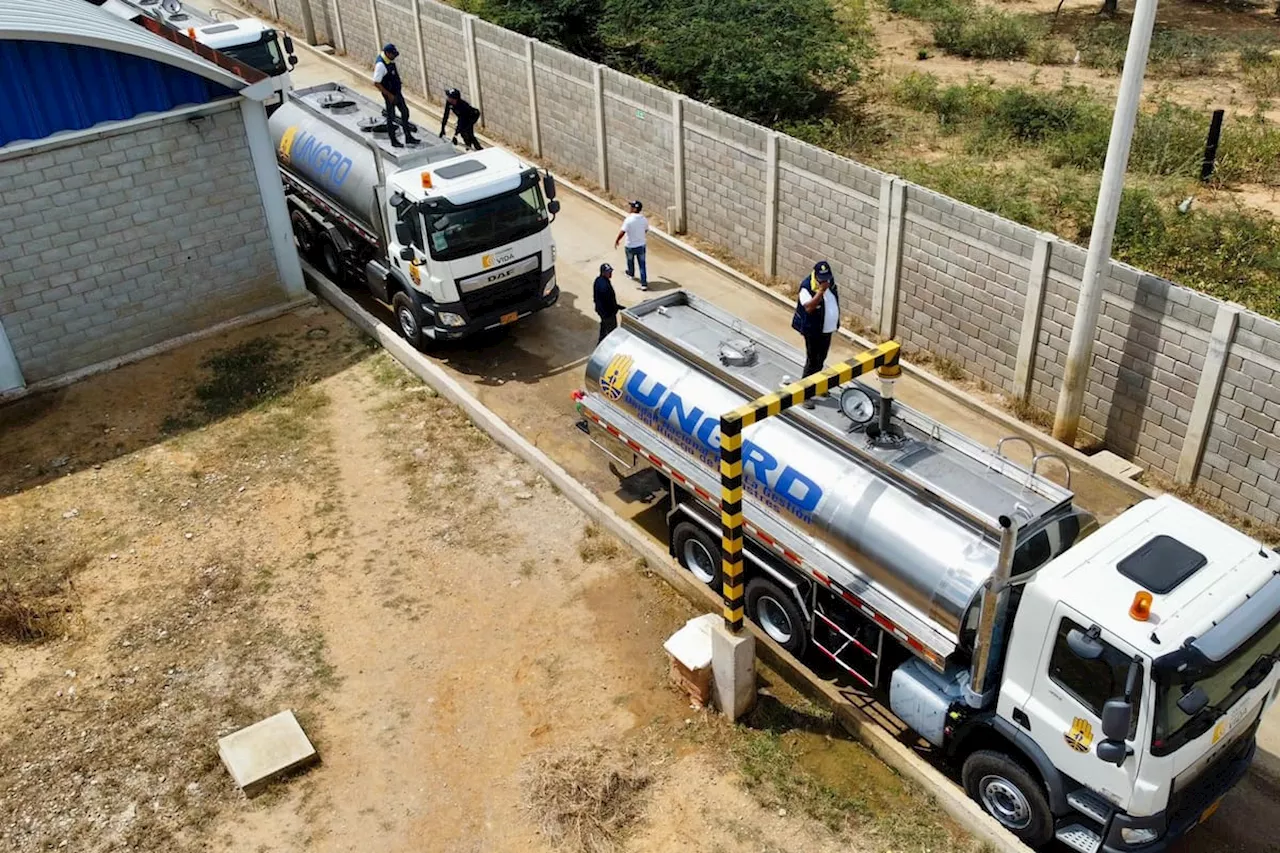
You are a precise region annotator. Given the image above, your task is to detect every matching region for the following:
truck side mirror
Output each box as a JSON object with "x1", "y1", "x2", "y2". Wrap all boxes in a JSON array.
[
  {"x1": 399, "y1": 246, "x2": 415, "y2": 261},
  {"x1": 283, "y1": 35, "x2": 295, "y2": 53},
  {"x1": 289, "y1": 55, "x2": 299, "y2": 68},
  {"x1": 1100, "y1": 698, "x2": 1132, "y2": 742},
  {"x1": 547, "y1": 199, "x2": 561, "y2": 216},
  {"x1": 393, "y1": 220, "x2": 413, "y2": 246},
  {"x1": 1096, "y1": 738, "x2": 1132, "y2": 767},
  {"x1": 1067, "y1": 627, "x2": 1104, "y2": 660},
  {"x1": 1177, "y1": 686, "x2": 1209, "y2": 716},
  {"x1": 543, "y1": 173, "x2": 557, "y2": 199}
]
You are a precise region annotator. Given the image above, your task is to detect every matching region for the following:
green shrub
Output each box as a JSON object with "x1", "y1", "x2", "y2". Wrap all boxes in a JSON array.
[
  {"x1": 1075, "y1": 22, "x2": 1257, "y2": 77},
  {"x1": 933, "y1": 5, "x2": 1035, "y2": 60},
  {"x1": 886, "y1": 0, "x2": 958, "y2": 20},
  {"x1": 892, "y1": 71, "x2": 941, "y2": 112},
  {"x1": 985, "y1": 87, "x2": 1086, "y2": 142},
  {"x1": 470, "y1": 0, "x2": 605, "y2": 58}
]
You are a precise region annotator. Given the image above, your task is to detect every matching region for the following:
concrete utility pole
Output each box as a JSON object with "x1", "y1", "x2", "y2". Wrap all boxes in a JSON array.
[{"x1": 1052, "y1": 0, "x2": 1158, "y2": 446}]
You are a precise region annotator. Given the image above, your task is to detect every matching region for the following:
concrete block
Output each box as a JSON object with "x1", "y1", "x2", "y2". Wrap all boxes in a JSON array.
[
  {"x1": 711, "y1": 621, "x2": 756, "y2": 720},
  {"x1": 217, "y1": 709, "x2": 318, "y2": 797},
  {"x1": 1090, "y1": 450, "x2": 1145, "y2": 481}
]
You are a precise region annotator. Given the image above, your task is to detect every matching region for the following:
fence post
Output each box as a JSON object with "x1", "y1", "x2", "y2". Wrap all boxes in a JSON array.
[
  {"x1": 1176, "y1": 304, "x2": 1239, "y2": 485},
  {"x1": 0, "y1": 317, "x2": 24, "y2": 393},
  {"x1": 593, "y1": 64, "x2": 608, "y2": 191},
  {"x1": 410, "y1": 0, "x2": 428, "y2": 96},
  {"x1": 525, "y1": 38, "x2": 541, "y2": 156},
  {"x1": 267, "y1": 0, "x2": 280, "y2": 20},
  {"x1": 1013, "y1": 233, "x2": 1053, "y2": 402},
  {"x1": 874, "y1": 179, "x2": 906, "y2": 338},
  {"x1": 368, "y1": 0, "x2": 381, "y2": 54},
  {"x1": 463, "y1": 15, "x2": 483, "y2": 126},
  {"x1": 671, "y1": 94, "x2": 686, "y2": 234},
  {"x1": 763, "y1": 133, "x2": 780, "y2": 279},
  {"x1": 329, "y1": 0, "x2": 346, "y2": 54},
  {"x1": 297, "y1": 0, "x2": 317, "y2": 44}
]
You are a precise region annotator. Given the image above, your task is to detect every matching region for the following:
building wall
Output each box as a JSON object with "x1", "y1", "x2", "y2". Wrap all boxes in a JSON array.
[
  {"x1": 0, "y1": 103, "x2": 283, "y2": 384},
  {"x1": 316, "y1": 0, "x2": 1280, "y2": 527}
]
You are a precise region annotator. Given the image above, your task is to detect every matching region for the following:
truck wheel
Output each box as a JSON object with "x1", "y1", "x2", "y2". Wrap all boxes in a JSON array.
[
  {"x1": 746, "y1": 577, "x2": 808, "y2": 657},
  {"x1": 291, "y1": 210, "x2": 316, "y2": 259},
  {"x1": 392, "y1": 291, "x2": 424, "y2": 349},
  {"x1": 961, "y1": 750, "x2": 1054, "y2": 848},
  {"x1": 672, "y1": 521, "x2": 720, "y2": 590},
  {"x1": 319, "y1": 237, "x2": 343, "y2": 283}
]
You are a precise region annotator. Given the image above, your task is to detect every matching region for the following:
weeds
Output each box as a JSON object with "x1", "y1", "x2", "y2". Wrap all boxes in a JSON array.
[
  {"x1": 578, "y1": 523, "x2": 622, "y2": 563},
  {"x1": 162, "y1": 337, "x2": 300, "y2": 432},
  {"x1": 522, "y1": 743, "x2": 654, "y2": 853}
]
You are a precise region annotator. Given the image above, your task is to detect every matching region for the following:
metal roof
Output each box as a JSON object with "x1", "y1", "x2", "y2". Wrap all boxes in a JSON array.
[{"x1": 0, "y1": 0, "x2": 246, "y2": 90}]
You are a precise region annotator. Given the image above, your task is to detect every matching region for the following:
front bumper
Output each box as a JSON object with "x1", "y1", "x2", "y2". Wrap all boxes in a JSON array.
[
  {"x1": 427, "y1": 272, "x2": 558, "y2": 339},
  {"x1": 1101, "y1": 737, "x2": 1257, "y2": 853}
]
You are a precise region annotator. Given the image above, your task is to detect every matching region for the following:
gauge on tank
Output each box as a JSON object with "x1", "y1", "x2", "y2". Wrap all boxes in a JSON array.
[{"x1": 839, "y1": 387, "x2": 875, "y2": 424}]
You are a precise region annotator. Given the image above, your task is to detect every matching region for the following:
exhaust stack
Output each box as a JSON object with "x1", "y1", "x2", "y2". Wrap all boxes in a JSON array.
[{"x1": 965, "y1": 514, "x2": 1018, "y2": 709}]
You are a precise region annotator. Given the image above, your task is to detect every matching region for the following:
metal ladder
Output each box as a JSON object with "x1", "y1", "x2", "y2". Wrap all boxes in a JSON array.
[
  {"x1": 812, "y1": 601, "x2": 885, "y2": 689},
  {"x1": 992, "y1": 436, "x2": 1073, "y2": 490}
]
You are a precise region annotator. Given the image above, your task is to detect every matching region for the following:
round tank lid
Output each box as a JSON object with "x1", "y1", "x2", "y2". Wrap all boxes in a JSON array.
[{"x1": 718, "y1": 338, "x2": 757, "y2": 367}]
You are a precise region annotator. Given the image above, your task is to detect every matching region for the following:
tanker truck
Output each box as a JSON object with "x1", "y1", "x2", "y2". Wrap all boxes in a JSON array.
[
  {"x1": 270, "y1": 83, "x2": 561, "y2": 344},
  {"x1": 573, "y1": 291, "x2": 1280, "y2": 852}
]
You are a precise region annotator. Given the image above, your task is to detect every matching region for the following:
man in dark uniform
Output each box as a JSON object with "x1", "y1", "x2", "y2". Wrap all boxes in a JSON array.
[
  {"x1": 372, "y1": 44, "x2": 418, "y2": 148},
  {"x1": 593, "y1": 263, "x2": 620, "y2": 343},
  {"x1": 791, "y1": 260, "x2": 839, "y2": 409},
  {"x1": 440, "y1": 88, "x2": 483, "y2": 151}
]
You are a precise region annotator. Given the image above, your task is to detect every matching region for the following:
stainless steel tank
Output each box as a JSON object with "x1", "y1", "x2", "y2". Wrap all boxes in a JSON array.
[
  {"x1": 268, "y1": 83, "x2": 461, "y2": 234},
  {"x1": 583, "y1": 293, "x2": 1081, "y2": 645}
]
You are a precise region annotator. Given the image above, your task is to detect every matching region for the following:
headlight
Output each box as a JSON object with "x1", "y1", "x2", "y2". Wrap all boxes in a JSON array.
[
  {"x1": 1120, "y1": 827, "x2": 1160, "y2": 845},
  {"x1": 438, "y1": 311, "x2": 466, "y2": 328},
  {"x1": 542, "y1": 274, "x2": 557, "y2": 297}
]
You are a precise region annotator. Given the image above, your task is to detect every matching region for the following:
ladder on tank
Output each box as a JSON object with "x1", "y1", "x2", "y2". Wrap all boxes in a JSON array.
[{"x1": 812, "y1": 600, "x2": 885, "y2": 690}]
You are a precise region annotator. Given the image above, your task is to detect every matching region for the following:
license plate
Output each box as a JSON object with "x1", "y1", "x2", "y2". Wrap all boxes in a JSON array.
[
  {"x1": 500, "y1": 311, "x2": 519, "y2": 325},
  {"x1": 1200, "y1": 799, "x2": 1223, "y2": 825}
]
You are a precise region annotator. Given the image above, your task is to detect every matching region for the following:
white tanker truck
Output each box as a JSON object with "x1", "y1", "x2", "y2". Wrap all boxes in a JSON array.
[
  {"x1": 575, "y1": 291, "x2": 1280, "y2": 852},
  {"x1": 270, "y1": 83, "x2": 560, "y2": 344}
]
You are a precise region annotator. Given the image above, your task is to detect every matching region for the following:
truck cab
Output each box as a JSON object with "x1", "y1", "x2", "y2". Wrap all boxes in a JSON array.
[
  {"x1": 981, "y1": 495, "x2": 1280, "y2": 851},
  {"x1": 189, "y1": 18, "x2": 296, "y2": 94},
  {"x1": 381, "y1": 148, "x2": 560, "y2": 343}
]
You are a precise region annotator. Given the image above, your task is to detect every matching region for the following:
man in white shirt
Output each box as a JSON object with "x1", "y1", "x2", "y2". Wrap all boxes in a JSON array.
[
  {"x1": 613, "y1": 200, "x2": 649, "y2": 291},
  {"x1": 792, "y1": 260, "x2": 839, "y2": 408}
]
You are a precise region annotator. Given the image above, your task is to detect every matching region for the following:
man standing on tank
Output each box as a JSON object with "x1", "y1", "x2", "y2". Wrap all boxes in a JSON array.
[
  {"x1": 792, "y1": 260, "x2": 839, "y2": 409},
  {"x1": 440, "y1": 88, "x2": 483, "y2": 151},
  {"x1": 372, "y1": 44, "x2": 418, "y2": 148}
]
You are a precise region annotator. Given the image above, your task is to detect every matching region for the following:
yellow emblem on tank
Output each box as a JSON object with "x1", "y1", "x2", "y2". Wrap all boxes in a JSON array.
[
  {"x1": 1065, "y1": 717, "x2": 1094, "y2": 753},
  {"x1": 600, "y1": 354, "x2": 633, "y2": 402},
  {"x1": 278, "y1": 126, "x2": 298, "y2": 163}
]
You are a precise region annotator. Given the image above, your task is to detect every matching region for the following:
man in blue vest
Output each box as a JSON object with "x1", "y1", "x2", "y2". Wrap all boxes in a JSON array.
[
  {"x1": 372, "y1": 44, "x2": 418, "y2": 148},
  {"x1": 792, "y1": 260, "x2": 839, "y2": 408}
]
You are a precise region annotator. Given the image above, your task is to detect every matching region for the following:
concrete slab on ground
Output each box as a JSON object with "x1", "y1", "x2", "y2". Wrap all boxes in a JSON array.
[
  {"x1": 218, "y1": 709, "x2": 318, "y2": 797},
  {"x1": 1090, "y1": 450, "x2": 1145, "y2": 481}
]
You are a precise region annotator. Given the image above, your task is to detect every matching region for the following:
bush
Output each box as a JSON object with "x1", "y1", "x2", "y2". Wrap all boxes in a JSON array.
[
  {"x1": 932, "y1": 5, "x2": 1036, "y2": 60},
  {"x1": 605, "y1": 0, "x2": 865, "y2": 124},
  {"x1": 1075, "y1": 22, "x2": 1249, "y2": 77},
  {"x1": 470, "y1": 0, "x2": 605, "y2": 58},
  {"x1": 985, "y1": 87, "x2": 1087, "y2": 142}
]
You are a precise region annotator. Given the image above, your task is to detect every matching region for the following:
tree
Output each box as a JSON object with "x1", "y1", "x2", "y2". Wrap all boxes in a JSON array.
[
  {"x1": 471, "y1": 0, "x2": 605, "y2": 59},
  {"x1": 1100, "y1": 0, "x2": 1118, "y2": 16}
]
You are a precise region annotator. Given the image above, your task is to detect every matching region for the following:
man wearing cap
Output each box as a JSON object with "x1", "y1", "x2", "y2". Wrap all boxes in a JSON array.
[
  {"x1": 440, "y1": 88, "x2": 483, "y2": 151},
  {"x1": 792, "y1": 260, "x2": 840, "y2": 408},
  {"x1": 613, "y1": 200, "x2": 649, "y2": 291},
  {"x1": 594, "y1": 263, "x2": 621, "y2": 342},
  {"x1": 373, "y1": 44, "x2": 418, "y2": 148}
]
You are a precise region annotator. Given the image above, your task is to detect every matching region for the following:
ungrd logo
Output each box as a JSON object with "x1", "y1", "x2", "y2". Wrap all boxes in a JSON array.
[
  {"x1": 288, "y1": 129, "x2": 353, "y2": 188},
  {"x1": 600, "y1": 354, "x2": 632, "y2": 402}
]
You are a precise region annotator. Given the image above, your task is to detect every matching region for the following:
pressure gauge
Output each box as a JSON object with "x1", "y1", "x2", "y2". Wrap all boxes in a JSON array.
[{"x1": 839, "y1": 387, "x2": 875, "y2": 425}]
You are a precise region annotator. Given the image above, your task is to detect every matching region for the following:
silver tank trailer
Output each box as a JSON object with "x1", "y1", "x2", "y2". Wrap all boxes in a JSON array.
[
  {"x1": 268, "y1": 83, "x2": 461, "y2": 235},
  {"x1": 584, "y1": 306, "x2": 1078, "y2": 645}
]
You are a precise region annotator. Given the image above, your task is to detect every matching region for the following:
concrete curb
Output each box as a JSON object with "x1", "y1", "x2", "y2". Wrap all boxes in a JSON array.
[
  {"x1": 0, "y1": 295, "x2": 317, "y2": 406},
  {"x1": 306, "y1": 264, "x2": 1025, "y2": 853}
]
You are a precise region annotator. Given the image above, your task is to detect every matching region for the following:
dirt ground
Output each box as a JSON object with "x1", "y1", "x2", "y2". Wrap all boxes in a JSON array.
[{"x1": 0, "y1": 306, "x2": 981, "y2": 853}]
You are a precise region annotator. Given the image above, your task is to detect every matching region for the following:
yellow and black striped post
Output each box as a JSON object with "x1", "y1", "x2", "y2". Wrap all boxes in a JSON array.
[{"x1": 718, "y1": 340, "x2": 901, "y2": 631}]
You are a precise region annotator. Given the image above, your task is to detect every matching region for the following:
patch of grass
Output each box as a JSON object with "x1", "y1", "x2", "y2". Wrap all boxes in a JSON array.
[
  {"x1": 933, "y1": 4, "x2": 1037, "y2": 60},
  {"x1": 162, "y1": 337, "x2": 300, "y2": 432},
  {"x1": 578, "y1": 523, "x2": 622, "y2": 563},
  {"x1": 522, "y1": 743, "x2": 654, "y2": 853},
  {"x1": 1004, "y1": 396, "x2": 1055, "y2": 432}
]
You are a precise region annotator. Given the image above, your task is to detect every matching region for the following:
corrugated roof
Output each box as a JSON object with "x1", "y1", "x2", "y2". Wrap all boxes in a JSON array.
[{"x1": 0, "y1": 0, "x2": 246, "y2": 90}]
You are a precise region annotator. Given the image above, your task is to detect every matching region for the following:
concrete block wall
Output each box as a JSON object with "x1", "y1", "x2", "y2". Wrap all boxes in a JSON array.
[
  {"x1": 683, "y1": 100, "x2": 768, "y2": 269},
  {"x1": 775, "y1": 137, "x2": 883, "y2": 318},
  {"x1": 602, "y1": 69, "x2": 675, "y2": 223},
  {"x1": 896, "y1": 185, "x2": 1033, "y2": 391},
  {"x1": 0, "y1": 104, "x2": 281, "y2": 384},
  {"x1": 532, "y1": 43, "x2": 597, "y2": 182},
  {"x1": 473, "y1": 19, "x2": 532, "y2": 149},
  {"x1": 373, "y1": 0, "x2": 424, "y2": 101},
  {"x1": 309, "y1": 0, "x2": 1280, "y2": 527},
  {"x1": 272, "y1": 0, "x2": 334, "y2": 44}
]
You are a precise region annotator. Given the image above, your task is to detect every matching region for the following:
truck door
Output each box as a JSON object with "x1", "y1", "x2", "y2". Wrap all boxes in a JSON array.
[
  {"x1": 385, "y1": 206, "x2": 425, "y2": 305},
  {"x1": 1021, "y1": 605, "x2": 1146, "y2": 811}
]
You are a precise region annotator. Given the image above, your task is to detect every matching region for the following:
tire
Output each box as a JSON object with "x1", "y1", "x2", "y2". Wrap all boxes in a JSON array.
[
  {"x1": 746, "y1": 577, "x2": 808, "y2": 657},
  {"x1": 392, "y1": 291, "x2": 424, "y2": 349},
  {"x1": 961, "y1": 750, "x2": 1054, "y2": 848},
  {"x1": 319, "y1": 236, "x2": 343, "y2": 283},
  {"x1": 290, "y1": 210, "x2": 316, "y2": 259},
  {"x1": 671, "y1": 520, "x2": 720, "y2": 591}
]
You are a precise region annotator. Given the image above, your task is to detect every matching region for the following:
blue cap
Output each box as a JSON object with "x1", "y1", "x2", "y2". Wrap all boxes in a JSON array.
[
  {"x1": 600, "y1": 263, "x2": 613, "y2": 274},
  {"x1": 383, "y1": 43, "x2": 398, "y2": 55},
  {"x1": 813, "y1": 260, "x2": 834, "y2": 283}
]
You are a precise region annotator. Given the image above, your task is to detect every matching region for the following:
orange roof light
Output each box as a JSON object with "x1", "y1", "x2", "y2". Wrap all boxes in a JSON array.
[
  {"x1": 1130, "y1": 591, "x2": 1153, "y2": 622},
  {"x1": 420, "y1": 171, "x2": 433, "y2": 189}
]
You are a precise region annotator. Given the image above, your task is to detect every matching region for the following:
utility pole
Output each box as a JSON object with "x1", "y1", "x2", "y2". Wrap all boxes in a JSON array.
[{"x1": 1052, "y1": 0, "x2": 1158, "y2": 446}]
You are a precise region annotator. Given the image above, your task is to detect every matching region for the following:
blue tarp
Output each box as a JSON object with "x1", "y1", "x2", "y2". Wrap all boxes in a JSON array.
[{"x1": 0, "y1": 40, "x2": 235, "y2": 147}]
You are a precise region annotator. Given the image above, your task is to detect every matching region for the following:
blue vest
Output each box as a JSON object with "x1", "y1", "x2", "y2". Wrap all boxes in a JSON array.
[
  {"x1": 376, "y1": 54, "x2": 402, "y2": 95},
  {"x1": 791, "y1": 274, "x2": 839, "y2": 335}
]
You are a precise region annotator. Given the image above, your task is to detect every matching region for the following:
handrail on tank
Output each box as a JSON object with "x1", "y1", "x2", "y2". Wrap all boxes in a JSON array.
[{"x1": 719, "y1": 341, "x2": 902, "y2": 632}]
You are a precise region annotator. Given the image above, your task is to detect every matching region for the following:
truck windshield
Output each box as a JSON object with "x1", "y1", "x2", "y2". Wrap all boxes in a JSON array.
[
  {"x1": 424, "y1": 184, "x2": 548, "y2": 262},
  {"x1": 220, "y1": 32, "x2": 286, "y2": 76},
  {"x1": 1152, "y1": 615, "x2": 1280, "y2": 756}
]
